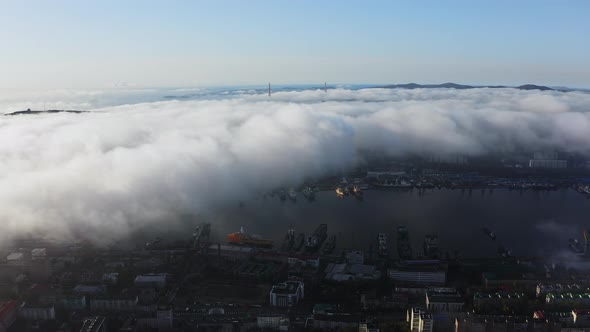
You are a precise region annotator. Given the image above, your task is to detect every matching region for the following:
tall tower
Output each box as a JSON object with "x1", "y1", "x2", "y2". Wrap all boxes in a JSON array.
[{"x1": 268, "y1": 83, "x2": 271, "y2": 97}]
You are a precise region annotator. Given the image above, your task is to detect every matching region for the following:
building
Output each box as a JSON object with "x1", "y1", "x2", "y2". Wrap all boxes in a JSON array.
[
  {"x1": 425, "y1": 288, "x2": 464, "y2": 312},
  {"x1": 473, "y1": 292, "x2": 527, "y2": 314},
  {"x1": 324, "y1": 263, "x2": 379, "y2": 282},
  {"x1": 0, "y1": 301, "x2": 17, "y2": 332},
  {"x1": 31, "y1": 248, "x2": 47, "y2": 260},
  {"x1": 90, "y1": 295, "x2": 138, "y2": 311},
  {"x1": 537, "y1": 283, "x2": 585, "y2": 299},
  {"x1": 18, "y1": 303, "x2": 55, "y2": 321},
  {"x1": 388, "y1": 261, "x2": 447, "y2": 286},
  {"x1": 257, "y1": 315, "x2": 289, "y2": 330},
  {"x1": 529, "y1": 152, "x2": 567, "y2": 169},
  {"x1": 134, "y1": 273, "x2": 167, "y2": 289},
  {"x1": 80, "y1": 316, "x2": 106, "y2": 332},
  {"x1": 311, "y1": 313, "x2": 361, "y2": 330},
  {"x1": 419, "y1": 313, "x2": 433, "y2": 332},
  {"x1": 455, "y1": 314, "x2": 561, "y2": 332},
  {"x1": 407, "y1": 308, "x2": 432, "y2": 332},
  {"x1": 345, "y1": 251, "x2": 365, "y2": 265},
  {"x1": 74, "y1": 284, "x2": 107, "y2": 295},
  {"x1": 40, "y1": 295, "x2": 86, "y2": 311},
  {"x1": 546, "y1": 293, "x2": 590, "y2": 307},
  {"x1": 269, "y1": 280, "x2": 304, "y2": 307}
]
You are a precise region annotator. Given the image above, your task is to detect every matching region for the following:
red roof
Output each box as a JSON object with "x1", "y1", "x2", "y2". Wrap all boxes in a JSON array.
[{"x1": 0, "y1": 301, "x2": 17, "y2": 320}]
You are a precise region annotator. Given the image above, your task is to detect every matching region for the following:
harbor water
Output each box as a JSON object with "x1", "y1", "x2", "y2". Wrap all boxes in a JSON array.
[{"x1": 211, "y1": 188, "x2": 590, "y2": 259}]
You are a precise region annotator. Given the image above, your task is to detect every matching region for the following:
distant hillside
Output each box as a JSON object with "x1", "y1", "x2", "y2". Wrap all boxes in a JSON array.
[
  {"x1": 5, "y1": 109, "x2": 86, "y2": 116},
  {"x1": 380, "y1": 82, "x2": 556, "y2": 91}
]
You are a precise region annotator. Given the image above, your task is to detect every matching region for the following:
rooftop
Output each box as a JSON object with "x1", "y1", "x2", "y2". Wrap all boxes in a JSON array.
[{"x1": 271, "y1": 281, "x2": 303, "y2": 295}]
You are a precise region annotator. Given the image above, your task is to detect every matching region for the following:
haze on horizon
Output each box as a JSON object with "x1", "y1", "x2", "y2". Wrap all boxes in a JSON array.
[{"x1": 1, "y1": 0, "x2": 589, "y2": 90}]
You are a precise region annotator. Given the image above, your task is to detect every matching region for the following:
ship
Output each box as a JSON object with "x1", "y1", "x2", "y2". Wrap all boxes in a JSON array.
[
  {"x1": 352, "y1": 186, "x2": 364, "y2": 199},
  {"x1": 343, "y1": 186, "x2": 350, "y2": 195},
  {"x1": 145, "y1": 237, "x2": 162, "y2": 249},
  {"x1": 293, "y1": 233, "x2": 305, "y2": 252},
  {"x1": 321, "y1": 235, "x2": 336, "y2": 255},
  {"x1": 569, "y1": 238, "x2": 585, "y2": 254},
  {"x1": 305, "y1": 224, "x2": 328, "y2": 251},
  {"x1": 278, "y1": 190, "x2": 287, "y2": 201},
  {"x1": 302, "y1": 187, "x2": 315, "y2": 201},
  {"x1": 396, "y1": 226, "x2": 412, "y2": 260},
  {"x1": 569, "y1": 230, "x2": 589, "y2": 255},
  {"x1": 423, "y1": 234, "x2": 440, "y2": 259},
  {"x1": 335, "y1": 187, "x2": 344, "y2": 197},
  {"x1": 288, "y1": 188, "x2": 297, "y2": 200},
  {"x1": 483, "y1": 227, "x2": 496, "y2": 240},
  {"x1": 227, "y1": 227, "x2": 274, "y2": 248},
  {"x1": 497, "y1": 245, "x2": 512, "y2": 258},
  {"x1": 281, "y1": 227, "x2": 296, "y2": 252},
  {"x1": 377, "y1": 233, "x2": 388, "y2": 257},
  {"x1": 374, "y1": 178, "x2": 412, "y2": 189}
]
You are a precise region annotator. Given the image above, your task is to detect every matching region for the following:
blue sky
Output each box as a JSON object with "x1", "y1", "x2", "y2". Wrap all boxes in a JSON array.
[{"x1": 1, "y1": 0, "x2": 589, "y2": 88}]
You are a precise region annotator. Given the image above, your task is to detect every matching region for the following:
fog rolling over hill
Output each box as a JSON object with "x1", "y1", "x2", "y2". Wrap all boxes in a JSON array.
[{"x1": 1, "y1": 87, "x2": 590, "y2": 245}]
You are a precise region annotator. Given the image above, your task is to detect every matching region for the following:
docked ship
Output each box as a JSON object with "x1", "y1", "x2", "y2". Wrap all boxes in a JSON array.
[
  {"x1": 352, "y1": 186, "x2": 364, "y2": 199},
  {"x1": 227, "y1": 227, "x2": 274, "y2": 248},
  {"x1": 335, "y1": 187, "x2": 344, "y2": 197},
  {"x1": 374, "y1": 178, "x2": 412, "y2": 189},
  {"x1": 396, "y1": 226, "x2": 412, "y2": 260},
  {"x1": 288, "y1": 188, "x2": 297, "y2": 200},
  {"x1": 293, "y1": 233, "x2": 305, "y2": 252},
  {"x1": 423, "y1": 234, "x2": 440, "y2": 259},
  {"x1": 483, "y1": 227, "x2": 496, "y2": 240},
  {"x1": 278, "y1": 190, "x2": 287, "y2": 201},
  {"x1": 281, "y1": 227, "x2": 296, "y2": 252},
  {"x1": 497, "y1": 245, "x2": 512, "y2": 258},
  {"x1": 377, "y1": 233, "x2": 388, "y2": 257},
  {"x1": 321, "y1": 235, "x2": 336, "y2": 255},
  {"x1": 302, "y1": 187, "x2": 315, "y2": 201},
  {"x1": 305, "y1": 224, "x2": 328, "y2": 251}
]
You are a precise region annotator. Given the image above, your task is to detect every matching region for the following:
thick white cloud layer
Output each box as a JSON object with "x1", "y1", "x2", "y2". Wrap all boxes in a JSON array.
[{"x1": 1, "y1": 87, "x2": 590, "y2": 244}]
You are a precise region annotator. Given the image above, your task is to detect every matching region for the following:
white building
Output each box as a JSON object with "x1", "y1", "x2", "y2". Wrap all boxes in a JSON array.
[
  {"x1": 270, "y1": 281, "x2": 304, "y2": 307},
  {"x1": 408, "y1": 308, "x2": 432, "y2": 332}
]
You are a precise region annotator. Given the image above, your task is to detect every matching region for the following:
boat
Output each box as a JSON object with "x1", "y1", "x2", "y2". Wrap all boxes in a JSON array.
[
  {"x1": 423, "y1": 234, "x2": 440, "y2": 259},
  {"x1": 293, "y1": 233, "x2": 305, "y2": 251},
  {"x1": 227, "y1": 227, "x2": 274, "y2": 248},
  {"x1": 302, "y1": 187, "x2": 315, "y2": 201},
  {"x1": 281, "y1": 227, "x2": 296, "y2": 252},
  {"x1": 278, "y1": 190, "x2": 287, "y2": 201},
  {"x1": 569, "y1": 238, "x2": 585, "y2": 254},
  {"x1": 305, "y1": 224, "x2": 328, "y2": 251},
  {"x1": 321, "y1": 235, "x2": 336, "y2": 255},
  {"x1": 343, "y1": 186, "x2": 350, "y2": 195},
  {"x1": 288, "y1": 188, "x2": 297, "y2": 200},
  {"x1": 335, "y1": 187, "x2": 344, "y2": 197},
  {"x1": 352, "y1": 186, "x2": 364, "y2": 200},
  {"x1": 374, "y1": 178, "x2": 412, "y2": 189},
  {"x1": 396, "y1": 226, "x2": 412, "y2": 260},
  {"x1": 145, "y1": 237, "x2": 162, "y2": 249},
  {"x1": 483, "y1": 227, "x2": 496, "y2": 240},
  {"x1": 377, "y1": 233, "x2": 388, "y2": 257},
  {"x1": 497, "y1": 245, "x2": 512, "y2": 258}
]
